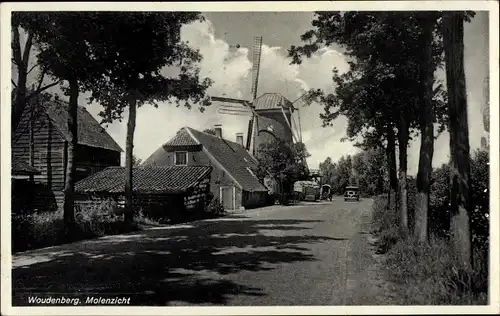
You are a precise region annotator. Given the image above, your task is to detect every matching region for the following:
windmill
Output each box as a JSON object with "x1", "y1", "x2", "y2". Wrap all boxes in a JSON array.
[
  {"x1": 212, "y1": 36, "x2": 311, "y2": 158},
  {"x1": 211, "y1": 36, "x2": 263, "y2": 156}
]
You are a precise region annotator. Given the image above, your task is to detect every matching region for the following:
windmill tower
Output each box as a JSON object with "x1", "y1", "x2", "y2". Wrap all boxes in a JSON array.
[{"x1": 212, "y1": 36, "x2": 307, "y2": 159}]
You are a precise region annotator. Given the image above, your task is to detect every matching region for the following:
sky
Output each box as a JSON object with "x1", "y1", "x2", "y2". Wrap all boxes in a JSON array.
[{"x1": 14, "y1": 11, "x2": 490, "y2": 174}]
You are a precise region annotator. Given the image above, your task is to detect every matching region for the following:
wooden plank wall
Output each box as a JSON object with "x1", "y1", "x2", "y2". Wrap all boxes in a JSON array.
[{"x1": 12, "y1": 110, "x2": 66, "y2": 191}]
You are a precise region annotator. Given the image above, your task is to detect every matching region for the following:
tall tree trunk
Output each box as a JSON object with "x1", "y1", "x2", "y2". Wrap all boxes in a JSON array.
[
  {"x1": 11, "y1": 28, "x2": 33, "y2": 132},
  {"x1": 398, "y1": 116, "x2": 409, "y2": 233},
  {"x1": 386, "y1": 125, "x2": 398, "y2": 212},
  {"x1": 29, "y1": 84, "x2": 36, "y2": 183},
  {"x1": 63, "y1": 78, "x2": 78, "y2": 226},
  {"x1": 443, "y1": 12, "x2": 473, "y2": 269},
  {"x1": 414, "y1": 18, "x2": 435, "y2": 243},
  {"x1": 124, "y1": 97, "x2": 137, "y2": 223}
]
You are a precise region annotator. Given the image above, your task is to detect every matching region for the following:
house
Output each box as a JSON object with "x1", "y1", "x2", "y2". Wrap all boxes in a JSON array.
[
  {"x1": 74, "y1": 165, "x2": 212, "y2": 222},
  {"x1": 12, "y1": 99, "x2": 123, "y2": 211},
  {"x1": 142, "y1": 126, "x2": 271, "y2": 210}
]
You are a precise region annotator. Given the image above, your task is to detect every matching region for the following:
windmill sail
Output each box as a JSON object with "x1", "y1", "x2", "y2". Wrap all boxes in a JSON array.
[
  {"x1": 249, "y1": 36, "x2": 263, "y2": 155},
  {"x1": 251, "y1": 36, "x2": 263, "y2": 101}
]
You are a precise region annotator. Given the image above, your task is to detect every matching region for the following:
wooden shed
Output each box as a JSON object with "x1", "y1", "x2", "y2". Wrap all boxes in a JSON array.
[
  {"x1": 74, "y1": 165, "x2": 213, "y2": 222},
  {"x1": 12, "y1": 99, "x2": 123, "y2": 211}
]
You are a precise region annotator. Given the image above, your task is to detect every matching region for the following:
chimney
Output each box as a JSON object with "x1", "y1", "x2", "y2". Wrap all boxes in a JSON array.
[
  {"x1": 236, "y1": 133, "x2": 244, "y2": 146},
  {"x1": 214, "y1": 124, "x2": 222, "y2": 138}
]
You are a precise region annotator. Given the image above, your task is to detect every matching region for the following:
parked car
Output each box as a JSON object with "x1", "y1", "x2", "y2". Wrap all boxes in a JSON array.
[{"x1": 344, "y1": 186, "x2": 360, "y2": 201}]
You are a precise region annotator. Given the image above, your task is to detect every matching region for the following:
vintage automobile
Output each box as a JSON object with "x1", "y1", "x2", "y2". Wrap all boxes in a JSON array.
[
  {"x1": 320, "y1": 184, "x2": 332, "y2": 201},
  {"x1": 344, "y1": 185, "x2": 360, "y2": 202},
  {"x1": 294, "y1": 181, "x2": 320, "y2": 201}
]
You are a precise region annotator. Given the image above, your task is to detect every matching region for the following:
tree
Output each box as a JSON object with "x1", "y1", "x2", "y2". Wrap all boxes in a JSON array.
[
  {"x1": 288, "y1": 12, "x2": 453, "y2": 233},
  {"x1": 335, "y1": 155, "x2": 353, "y2": 194},
  {"x1": 413, "y1": 14, "x2": 438, "y2": 242},
  {"x1": 132, "y1": 155, "x2": 142, "y2": 167},
  {"x1": 82, "y1": 12, "x2": 212, "y2": 222},
  {"x1": 11, "y1": 14, "x2": 62, "y2": 134},
  {"x1": 256, "y1": 139, "x2": 310, "y2": 204},
  {"x1": 18, "y1": 13, "x2": 111, "y2": 227},
  {"x1": 319, "y1": 157, "x2": 338, "y2": 188},
  {"x1": 442, "y1": 11, "x2": 473, "y2": 268}
]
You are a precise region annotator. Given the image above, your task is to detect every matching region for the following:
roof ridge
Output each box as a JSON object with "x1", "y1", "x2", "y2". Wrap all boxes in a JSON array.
[{"x1": 189, "y1": 126, "x2": 244, "y2": 147}]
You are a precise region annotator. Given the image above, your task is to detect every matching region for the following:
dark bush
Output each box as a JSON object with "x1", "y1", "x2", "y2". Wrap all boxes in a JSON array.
[{"x1": 205, "y1": 197, "x2": 226, "y2": 217}]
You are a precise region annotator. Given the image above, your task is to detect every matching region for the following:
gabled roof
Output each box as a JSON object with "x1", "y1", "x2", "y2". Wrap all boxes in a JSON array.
[
  {"x1": 75, "y1": 165, "x2": 212, "y2": 194},
  {"x1": 254, "y1": 93, "x2": 293, "y2": 111},
  {"x1": 11, "y1": 159, "x2": 41, "y2": 176},
  {"x1": 143, "y1": 127, "x2": 268, "y2": 192},
  {"x1": 164, "y1": 128, "x2": 199, "y2": 147},
  {"x1": 45, "y1": 100, "x2": 123, "y2": 152}
]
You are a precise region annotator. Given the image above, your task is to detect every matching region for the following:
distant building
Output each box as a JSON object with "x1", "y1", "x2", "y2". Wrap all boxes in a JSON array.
[
  {"x1": 12, "y1": 99, "x2": 123, "y2": 211},
  {"x1": 250, "y1": 93, "x2": 294, "y2": 157},
  {"x1": 142, "y1": 126, "x2": 272, "y2": 210}
]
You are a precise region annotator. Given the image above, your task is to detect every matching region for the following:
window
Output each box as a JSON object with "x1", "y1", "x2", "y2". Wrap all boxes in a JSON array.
[{"x1": 174, "y1": 151, "x2": 188, "y2": 165}]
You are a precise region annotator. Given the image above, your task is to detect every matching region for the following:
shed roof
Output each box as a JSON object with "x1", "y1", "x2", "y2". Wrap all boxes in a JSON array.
[
  {"x1": 75, "y1": 165, "x2": 212, "y2": 194},
  {"x1": 11, "y1": 159, "x2": 41, "y2": 176},
  {"x1": 45, "y1": 100, "x2": 123, "y2": 152}
]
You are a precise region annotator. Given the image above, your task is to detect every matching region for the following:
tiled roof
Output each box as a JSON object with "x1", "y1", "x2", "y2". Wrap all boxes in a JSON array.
[
  {"x1": 142, "y1": 127, "x2": 268, "y2": 192},
  {"x1": 46, "y1": 100, "x2": 123, "y2": 152},
  {"x1": 142, "y1": 146, "x2": 170, "y2": 166},
  {"x1": 186, "y1": 128, "x2": 267, "y2": 192},
  {"x1": 164, "y1": 128, "x2": 198, "y2": 147},
  {"x1": 253, "y1": 93, "x2": 293, "y2": 111},
  {"x1": 75, "y1": 165, "x2": 212, "y2": 194},
  {"x1": 11, "y1": 159, "x2": 41, "y2": 176}
]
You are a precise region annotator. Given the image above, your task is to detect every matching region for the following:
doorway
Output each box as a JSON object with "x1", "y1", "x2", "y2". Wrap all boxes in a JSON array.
[{"x1": 220, "y1": 186, "x2": 235, "y2": 210}]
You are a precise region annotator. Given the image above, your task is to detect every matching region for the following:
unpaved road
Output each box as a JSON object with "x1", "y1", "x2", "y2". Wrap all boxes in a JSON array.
[{"x1": 12, "y1": 197, "x2": 389, "y2": 306}]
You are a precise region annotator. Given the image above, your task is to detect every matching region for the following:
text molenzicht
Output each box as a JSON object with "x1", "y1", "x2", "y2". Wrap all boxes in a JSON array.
[{"x1": 85, "y1": 296, "x2": 131, "y2": 305}]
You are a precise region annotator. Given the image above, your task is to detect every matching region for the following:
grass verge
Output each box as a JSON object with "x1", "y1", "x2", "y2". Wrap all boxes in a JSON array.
[{"x1": 371, "y1": 195, "x2": 488, "y2": 305}]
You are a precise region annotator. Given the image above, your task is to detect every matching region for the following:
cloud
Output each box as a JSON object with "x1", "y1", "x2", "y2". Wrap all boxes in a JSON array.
[
  {"x1": 82, "y1": 16, "x2": 487, "y2": 175},
  {"x1": 81, "y1": 19, "x2": 355, "y2": 168}
]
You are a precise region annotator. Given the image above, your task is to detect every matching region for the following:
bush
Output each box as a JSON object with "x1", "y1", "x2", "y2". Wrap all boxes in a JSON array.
[
  {"x1": 134, "y1": 209, "x2": 165, "y2": 226},
  {"x1": 205, "y1": 197, "x2": 226, "y2": 217},
  {"x1": 371, "y1": 149, "x2": 489, "y2": 305},
  {"x1": 12, "y1": 199, "x2": 143, "y2": 253},
  {"x1": 371, "y1": 195, "x2": 397, "y2": 234},
  {"x1": 385, "y1": 236, "x2": 488, "y2": 305},
  {"x1": 12, "y1": 211, "x2": 65, "y2": 252}
]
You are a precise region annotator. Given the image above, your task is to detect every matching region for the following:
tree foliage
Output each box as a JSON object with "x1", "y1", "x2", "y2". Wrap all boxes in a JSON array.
[
  {"x1": 74, "y1": 12, "x2": 213, "y2": 221},
  {"x1": 83, "y1": 12, "x2": 213, "y2": 124},
  {"x1": 323, "y1": 149, "x2": 387, "y2": 196},
  {"x1": 256, "y1": 140, "x2": 310, "y2": 203},
  {"x1": 17, "y1": 12, "x2": 114, "y2": 226}
]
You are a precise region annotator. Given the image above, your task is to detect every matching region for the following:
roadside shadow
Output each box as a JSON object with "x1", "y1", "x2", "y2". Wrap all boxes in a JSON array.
[{"x1": 12, "y1": 217, "x2": 338, "y2": 306}]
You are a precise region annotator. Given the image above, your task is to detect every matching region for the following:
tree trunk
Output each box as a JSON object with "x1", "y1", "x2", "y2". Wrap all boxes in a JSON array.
[
  {"x1": 386, "y1": 125, "x2": 398, "y2": 212},
  {"x1": 11, "y1": 28, "x2": 33, "y2": 133},
  {"x1": 63, "y1": 78, "x2": 78, "y2": 226},
  {"x1": 398, "y1": 115, "x2": 409, "y2": 233},
  {"x1": 414, "y1": 18, "x2": 435, "y2": 243},
  {"x1": 124, "y1": 97, "x2": 137, "y2": 223},
  {"x1": 29, "y1": 86, "x2": 35, "y2": 183},
  {"x1": 443, "y1": 12, "x2": 473, "y2": 269}
]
